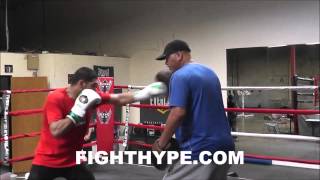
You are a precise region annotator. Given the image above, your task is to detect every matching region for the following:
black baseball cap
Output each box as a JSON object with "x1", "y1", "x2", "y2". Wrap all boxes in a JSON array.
[{"x1": 156, "y1": 40, "x2": 191, "y2": 60}]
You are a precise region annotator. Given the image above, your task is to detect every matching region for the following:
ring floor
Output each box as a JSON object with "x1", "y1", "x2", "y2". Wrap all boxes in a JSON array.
[
  {"x1": 1, "y1": 162, "x2": 319, "y2": 180},
  {"x1": 87, "y1": 162, "x2": 319, "y2": 180}
]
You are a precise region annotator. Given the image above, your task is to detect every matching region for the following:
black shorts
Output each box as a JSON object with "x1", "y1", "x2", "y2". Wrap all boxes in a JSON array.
[{"x1": 28, "y1": 164, "x2": 95, "y2": 180}]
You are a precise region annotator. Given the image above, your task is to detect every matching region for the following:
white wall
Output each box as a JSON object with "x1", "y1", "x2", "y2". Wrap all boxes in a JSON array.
[
  {"x1": 0, "y1": 53, "x2": 131, "y2": 88},
  {"x1": 0, "y1": 52, "x2": 137, "y2": 123},
  {"x1": 37, "y1": 54, "x2": 130, "y2": 88},
  {"x1": 106, "y1": 1, "x2": 319, "y2": 88},
  {"x1": 0, "y1": 53, "x2": 35, "y2": 76}
]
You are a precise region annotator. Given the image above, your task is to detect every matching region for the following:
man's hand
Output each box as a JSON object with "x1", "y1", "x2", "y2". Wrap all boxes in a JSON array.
[
  {"x1": 152, "y1": 139, "x2": 167, "y2": 153},
  {"x1": 151, "y1": 138, "x2": 180, "y2": 170},
  {"x1": 67, "y1": 89, "x2": 101, "y2": 126},
  {"x1": 155, "y1": 69, "x2": 172, "y2": 88}
]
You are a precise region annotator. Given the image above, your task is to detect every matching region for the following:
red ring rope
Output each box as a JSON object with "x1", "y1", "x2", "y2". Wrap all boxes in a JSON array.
[
  {"x1": 82, "y1": 141, "x2": 97, "y2": 148},
  {"x1": 1, "y1": 88, "x2": 56, "y2": 94},
  {"x1": 0, "y1": 141, "x2": 97, "y2": 165},
  {"x1": 4, "y1": 155, "x2": 34, "y2": 165},
  {"x1": 2, "y1": 140, "x2": 318, "y2": 165},
  {"x1": 245, "y1": 154, "x2": 320, "y2": 165},
  {"x1": 225, "y1": 108, "x2": 320, "y2": 115},
  {"x1": 8, "y1": 109, "x2": 44, "y2": 116},
  {"x1": 0, "y1": 132, "x2": 41, "y2": 142},
  {"x1": 114, "y1": 122, "x2": 165, "y2": 131},
  {"x1": 0, "y1": 123, "x2": 96, "y2": 142},
  {"x1": 114, "y1": 139, "x2": 152, "y2": 148},
  {"x1": 1, "y1": 85, "x2": 319, "y2": 94},
  {"x1": 129, "y1": 104, "x2": 168, "y2": 109},
  {"x1": 129, "y1": 104, "x2": 320, "y2": 115},
  {"x1": 2, "y1": 87, "x2": 319, "y2": 166},
  {"x1": 114, "y1": 85, "x2": 130, "y2": 89},
  {"x1": 6, "y1": 106, "x2": 319, "y2": 118}
]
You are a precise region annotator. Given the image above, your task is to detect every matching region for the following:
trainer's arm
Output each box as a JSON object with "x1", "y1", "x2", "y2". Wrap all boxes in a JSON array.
[
  {"x1": 50, "y1": 118, "x2": 74, "y2": 138},
  {"x1": 157, "y1": 107, "x2": 185, "y2": 149}
]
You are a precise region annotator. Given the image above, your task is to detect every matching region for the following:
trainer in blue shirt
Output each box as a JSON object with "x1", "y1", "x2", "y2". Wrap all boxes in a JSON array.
[{"x1": 152, "y1": 40, "x2": 235, "y2": 180}]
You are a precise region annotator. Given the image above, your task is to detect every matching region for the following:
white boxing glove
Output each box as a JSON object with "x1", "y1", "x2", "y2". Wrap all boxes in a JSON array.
[
  {"x1": 133, "y1": 82, "x2": 167, "y2": 101},
  {"x1": 67, "y1": 89, "x2": 101, "y2": 126}
]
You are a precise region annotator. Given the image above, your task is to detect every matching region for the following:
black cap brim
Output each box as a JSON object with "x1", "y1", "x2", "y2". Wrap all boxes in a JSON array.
[{"x1": 155, "y1": 54, "x2": 166, "y2": 60}]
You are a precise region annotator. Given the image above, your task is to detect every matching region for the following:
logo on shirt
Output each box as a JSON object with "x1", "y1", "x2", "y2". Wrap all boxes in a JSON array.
[
  {"x1": 97, "y1": 109, "x2": 112, "y2": 124},
  {"x1": 79, "y1": 95, "x2": 88, "y2": 104}
]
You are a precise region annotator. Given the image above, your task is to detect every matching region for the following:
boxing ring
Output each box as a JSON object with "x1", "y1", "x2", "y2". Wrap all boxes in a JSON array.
[{"x1": 0, "y1": 77, "x2": 319, "y2": 180}]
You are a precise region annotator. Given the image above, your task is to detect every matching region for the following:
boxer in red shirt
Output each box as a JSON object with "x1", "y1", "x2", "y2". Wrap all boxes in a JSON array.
[{"x1": 28, "y1": 67, "x2": 167, "y2": 180}]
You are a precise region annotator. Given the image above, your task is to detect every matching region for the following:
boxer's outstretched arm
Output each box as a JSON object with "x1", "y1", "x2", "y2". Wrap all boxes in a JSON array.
[
  {"x1": 108, "y1": 93, "x2": 135, "y2": 105},
  {"x1": 105, "y1": 82, "x2": 167, "y2": 105}
]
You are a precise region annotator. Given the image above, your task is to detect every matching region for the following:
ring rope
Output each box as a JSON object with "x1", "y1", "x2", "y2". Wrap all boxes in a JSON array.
[
  {"x1": 0, "y1": 123, "x2": 96, "y2": 142},
  {"x1": 245, "y1": 154, "x2": 320, "y2": 165},
  {"x1": 0, "y1": 141, "x2": 97, "y2": 165},
  {"x1": 82, "y1": 141, "x2": 97, "y2": 148},
  {"x1": 1, "y1": 85, "x2": 318, "y2": 95},
  {"x1": 129, "y1": 104, "x2": 320, "y2": 115},
  {"x1": 129, "y1": 104, "x2": 168, "y2": 109},
  {"x1": 122, "y1": 104, "x2": 130, "y2": 148},
  {"x1": 225, "y1": 108, "x2": 319, "y2": 115},
  {"x1": 114, "y1": 121, "x2": 320, "y2": 142},
  {"x1": 296, "y1": 77, "x2": 314, "y2": 82},
  {"x1": 3, "y1": 122, "x2": 317, "y2": 145},
  {"x1": 3, "y1": 106, "x2": 319, "y2": 143},
  {"x1": 231, "y1": 132, "x2": 320, "y2": 142},
  {"x1": 117, "y1": 85, "x2": 318, "y2": 91},
  {"x1": 8, "y1": 108, "x2": 44, "y2": 116},
  {"x1": 2, "y1": 139, "x2": 318, "y2": 167},
  {"x1": 115, "y1": 139, "x2": 152, "y2": 149},
  {"x1": 0, "y1": 88, "x2": 55, "y2": 94},
  {"x1": 6, "y1": 106, "x2": 319, "y2": 118},
  {"x1": 0, "y1": 132, "x2": 41, "y2": 142},
  {"x1": 222, "y1": 86, "x2": 318, "y2": 91},
  {"x1": 114, "y1": 122, "x2": 165, "y2": 130},
  {"x1": 2, "y1": 92, "x2": 11, "y2": 163},
  {"x1": 1, "y1": 85, "x2": 319, "y2": 168},
  {"x1": 114, "y1": 140, "x2": 320, "y2": 166}
]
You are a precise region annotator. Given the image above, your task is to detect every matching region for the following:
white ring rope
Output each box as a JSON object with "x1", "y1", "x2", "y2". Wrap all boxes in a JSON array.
[
  {"x1": 296, "y1": 77, "x2": 314, "y2": 82},
  {"x1": 122, "y1": 85, "x2": 318, "y2": 91},
  {"x1": 122, "y1": 105, "x2": 130, "y2": 148},
  {"x1": 1, "y1": 92, "x2": 11, "y2": 165},
  {"x1": 232, "y1": 132, "x2": 320, "y2": 142},
  {"x1": 222, "y1": 86, "x2": 318, "y2": 91},
  {"x1": 1, "y1": 86, "x2": 317, "y2": 95}
]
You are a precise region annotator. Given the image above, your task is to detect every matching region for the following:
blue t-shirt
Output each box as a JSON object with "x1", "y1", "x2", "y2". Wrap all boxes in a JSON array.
[{"x1": 169, "y1": 63, "x2": 235, "y2": 159}]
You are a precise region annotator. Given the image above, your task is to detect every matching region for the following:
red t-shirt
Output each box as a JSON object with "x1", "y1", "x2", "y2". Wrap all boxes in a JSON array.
[{"x1": 33, "y1": 88, "x2": 108, "y2": 168}]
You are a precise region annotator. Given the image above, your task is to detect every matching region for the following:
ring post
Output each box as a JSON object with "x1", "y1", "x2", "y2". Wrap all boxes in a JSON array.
[{"x1": 96, "y1": 77, "x2": 115, "y2": 152}]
